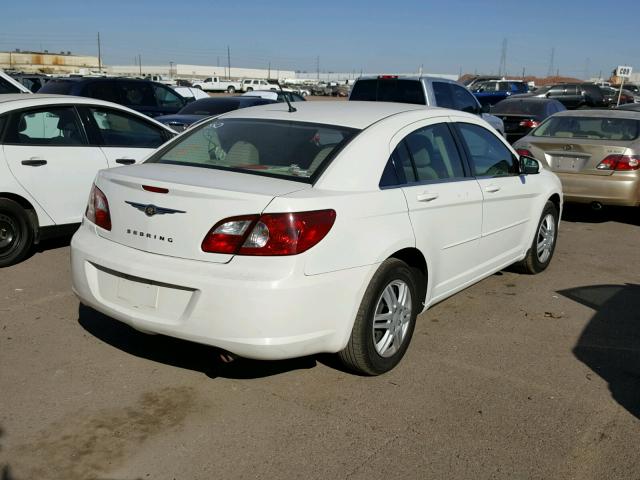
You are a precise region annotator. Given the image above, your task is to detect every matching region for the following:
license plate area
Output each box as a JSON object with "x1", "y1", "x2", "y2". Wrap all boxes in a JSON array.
[
  {"x1": 116, "y1": 276, "x2": 159, "y2": 309},
  {"x1": 551, "y1": 155, "x2": 588, "y2": 172}
]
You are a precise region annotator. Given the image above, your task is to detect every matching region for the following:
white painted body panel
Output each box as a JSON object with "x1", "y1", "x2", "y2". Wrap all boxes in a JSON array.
[
  {"x1": 0, "y1": 95, "x2": 175, "y2": 230},
  {"x1": 71, "y1": 102, "x2": 563, "y2": 360}
]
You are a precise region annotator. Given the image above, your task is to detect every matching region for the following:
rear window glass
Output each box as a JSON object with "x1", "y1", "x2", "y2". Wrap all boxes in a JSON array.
[
  {"x1": 150, "y1": 118, "x2": 359, "y2": 182},
  {"x1": 350, "y1": 79, "x2": 426, "y2": 105},
  {"x1": 533, "y1": 116, "x2": 639, "y2": 141},
  {"x1": 492, "y1": 100, "x2": 546, "y2": 116},
  {"x1": 39, "y1": 80, "x2": 75, "y2": 95}
]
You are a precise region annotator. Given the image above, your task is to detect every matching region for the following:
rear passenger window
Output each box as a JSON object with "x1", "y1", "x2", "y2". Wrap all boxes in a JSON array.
[
  {"x1": 121, "y1": 82, "x2": 155, "y2": 107},
  {"x1": 450, "y1": 84, "x2": 479, "y2": 114},
  {"x1": 405, "y1": 124, "x2": 465, "y2": 181},
  {"x1": 433, "y1": 82, "x2": 454, "y2": 109},
  {"x1": 457, "y1": 123, "x2": 517, "y2": 177}
]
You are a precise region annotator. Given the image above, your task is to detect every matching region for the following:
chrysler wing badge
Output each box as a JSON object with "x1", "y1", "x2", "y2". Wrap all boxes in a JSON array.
[{"x1": 125, "y1": 201, "x2": 186, "y2": 217}]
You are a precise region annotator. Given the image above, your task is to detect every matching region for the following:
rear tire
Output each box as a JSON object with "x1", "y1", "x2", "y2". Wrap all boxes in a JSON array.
[
  {"x1": 0, "y1": 199, "x2": 33, "y2": 268},
  {"x1": 338, "y1": 258, "x2": 418, "y2": 375},
  {"x1": 246, "y1": 87, "x2": 253, "y2": 92},
  {"x1": 227, "y1": 86, "x2": 236, "y2": 93},
  {"x1": 516, "y1": 201, "x2": 558, "y2": 274}
]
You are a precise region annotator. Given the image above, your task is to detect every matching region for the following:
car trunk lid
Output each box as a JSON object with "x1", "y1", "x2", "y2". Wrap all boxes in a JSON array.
[
  {"x1": 95, "y1": 163, "x2": 310, "y2": 263},
  {"x1": 527, "y1": 137, "x2": 632, "y2": 176}
]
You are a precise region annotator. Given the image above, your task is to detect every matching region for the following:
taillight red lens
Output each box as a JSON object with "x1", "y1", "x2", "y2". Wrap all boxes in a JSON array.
[
  {"x1": 519, "y1": 119, "x2": 539, "y2": 128},
  {"x1": 201, "y1": 210, "x2": 336, "y2": 256},
  {"x1": 516, "y1": 148, "x2": 534, "y2": 158},
  {"x1": 85, "y1": 184, "x2": 111, "y2": 231},
  {"x1": 142, "y1": 185, "x2": 169, "y2": 194},
  {"x1": 596, "y1": 155, "x2": 640, "y2": 171}
]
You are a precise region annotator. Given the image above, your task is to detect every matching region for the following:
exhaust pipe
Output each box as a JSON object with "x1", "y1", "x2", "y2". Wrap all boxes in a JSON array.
[
  {"x1": 218, "y1": 351, "x2": 237, "y2": 364},
  {"x1": 591, "y1": 202, "x2": 603, "y2": 211}
]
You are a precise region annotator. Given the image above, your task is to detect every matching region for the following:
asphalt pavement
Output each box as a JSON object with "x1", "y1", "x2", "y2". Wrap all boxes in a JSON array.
[{"x1": 1, "y1": 205, "x2": 639, "y2": 480}]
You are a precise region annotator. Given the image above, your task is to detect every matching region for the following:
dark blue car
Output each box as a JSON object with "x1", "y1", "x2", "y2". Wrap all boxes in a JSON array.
[
  {"x1": 472, "y1": 80, "x2": 529, "y2": 107},
  {"x1": 154, "y1": 96, "x2": 277, "y2": 131},
  {"x1": 39, "y1": 77, "x2": 187, "y2": 117}
]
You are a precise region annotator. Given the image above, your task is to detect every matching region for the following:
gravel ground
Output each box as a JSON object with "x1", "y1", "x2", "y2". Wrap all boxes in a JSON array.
[{"x1": 0, "y1": 203, "x2": 639, "y2": 480}]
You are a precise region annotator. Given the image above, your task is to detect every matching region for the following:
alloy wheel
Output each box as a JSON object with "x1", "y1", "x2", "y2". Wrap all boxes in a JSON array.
[
  {"x1": 372, "y1": 280, "x2": 412, "y2": 358},
  {"x1": 536, "y1": 213, "x2": 556, "y2": 263}
]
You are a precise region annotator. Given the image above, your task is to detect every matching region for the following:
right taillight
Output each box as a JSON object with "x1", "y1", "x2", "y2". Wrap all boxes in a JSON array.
[
  {"x1": 201, "y1": 210, "x2": 336, "y2": 256},
  {"x1": 596, "y1": 155, "x2": 640, "y2": 171},
  {"x1": 518, "y1": 119, "x2": 540, "y2": 129},
  {"x1": 85, "y1": 183, "x2": 112, "y2": 231}
]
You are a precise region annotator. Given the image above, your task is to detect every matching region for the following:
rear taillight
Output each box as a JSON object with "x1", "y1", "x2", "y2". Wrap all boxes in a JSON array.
[
  {"x1": 378, "y1": 75, "x2": 398, "y2": 79},
  {"x1": 596, "y1": 155, "x2": 640, "y2": 171},
  {"x1": 519, "y1": 119, "x2": 540, "y2": 128},
  {"x1": 516, "y1": 148, "x2": 534, "y2": 158},
  {"x1": 202, "y1": 210, "x2": 336, "y2": 256},
  {"x1": 85, "y1": 183, "x2": 111, "y2": 231}
]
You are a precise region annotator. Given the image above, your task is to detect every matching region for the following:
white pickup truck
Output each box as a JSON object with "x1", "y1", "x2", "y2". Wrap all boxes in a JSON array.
[{"x1": 192, "y1": 77, "x2": 243, "y2": 93}]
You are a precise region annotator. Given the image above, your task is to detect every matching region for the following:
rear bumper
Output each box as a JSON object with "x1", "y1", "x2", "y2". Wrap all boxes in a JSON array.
[
  {"x1": 557, "y1": 172, "x2": 640, "y2": 207},
  {"x1": 71, "y1": 222, "x2": 375, "y2": 360}
]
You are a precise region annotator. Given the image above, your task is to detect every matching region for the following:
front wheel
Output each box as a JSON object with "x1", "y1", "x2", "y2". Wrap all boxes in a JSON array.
[
  {"x1": 338, "y1": 258, "x2": 418, "y2": 375},
  {"x1": 227, "y1": 86, "x2": 236, "y2": 93},
  {"x1": 0, "y1": 199, "x2": 34, "y2": 268},
  {"x1": 516, "y1": 201, "x2": 559, "y2": 274}
]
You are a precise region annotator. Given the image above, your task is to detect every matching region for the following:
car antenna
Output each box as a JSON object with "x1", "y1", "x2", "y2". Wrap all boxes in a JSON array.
[{"x1": 277, "y1": 80, "x2": 297, "y2": 113}]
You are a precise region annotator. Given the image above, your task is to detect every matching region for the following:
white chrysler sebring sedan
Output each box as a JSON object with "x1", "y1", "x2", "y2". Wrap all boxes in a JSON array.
[{"x1": 71, "y1": 102, "x2": 562, "y2": 375}]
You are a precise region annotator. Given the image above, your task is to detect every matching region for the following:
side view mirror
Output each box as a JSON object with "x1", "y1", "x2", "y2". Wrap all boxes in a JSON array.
[
  {"x1": 520, "y1": 155, "x2": 540, "y2": 175},
  {"x1": 481, "y1": 103, "x2": 491, "y2": 114},
  {"x1": 545, "y1": 92, "x2": 551, "y2": 98}
]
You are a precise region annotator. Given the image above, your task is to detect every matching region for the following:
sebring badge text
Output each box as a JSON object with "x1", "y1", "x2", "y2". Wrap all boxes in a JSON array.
[{"x1": 126, "y1": 229, "x2": 173, "y2": 243}]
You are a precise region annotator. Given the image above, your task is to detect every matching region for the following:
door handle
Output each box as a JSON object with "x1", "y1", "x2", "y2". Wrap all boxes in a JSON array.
[
  {"x1": 416, "y1": 192, "x2": 439, "y2": 202},
  {"x1": 21, "y1": 158, "x2": 47, "y2": 167},
  {"x1": 115, "y1": 158, "x2": 136, "y2": 165},
  {"x1": 485, "y1": 185, "x2": 501, "y2": 193}
]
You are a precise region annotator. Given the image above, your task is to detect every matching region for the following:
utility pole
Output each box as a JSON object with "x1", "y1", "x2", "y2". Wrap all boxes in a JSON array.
[
  {"x1": 316, "y1": 56, "x2": 320, "y2": 81},
  {"x1": 547, "y1": 47, "x2": 555, "y2": 78},
  {"x1": 268, "y1": 62, "x2": 271, "y2": 80},
  {"x1": 227, "y1": 45, "x2": 231, "y2": 79},
  {"x1": 138, "y1": 54, "x2": 142, "y2": 76},
  {"x1": 169, "y1": 61, "x2": 174, "y2": 79},
  {"x1": 498, "y1": 38, "x2": 507, "y2": 77},
  {"x1": 522, "y1": 67, "x2": 525, "y2": 80},
  {"x1": 97, "y1": 32, "x2": 102, "y2": 74}
]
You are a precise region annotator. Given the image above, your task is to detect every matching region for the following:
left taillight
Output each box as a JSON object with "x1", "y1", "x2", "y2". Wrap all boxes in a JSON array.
[
  {"x1": 201, "y1": 210, "x2": 336, "y2": 256},
  {"x1": 85, "y1": 183, "x2": 112, "y2": 231},
  {"x1": 519, "y1": 119, "x2": 540, "y2": 129}
]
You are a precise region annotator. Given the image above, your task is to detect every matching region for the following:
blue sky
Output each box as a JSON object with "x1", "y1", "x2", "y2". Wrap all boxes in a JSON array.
[{"x1": 1, "y1": 0, "x2": 638, "y2": 77}]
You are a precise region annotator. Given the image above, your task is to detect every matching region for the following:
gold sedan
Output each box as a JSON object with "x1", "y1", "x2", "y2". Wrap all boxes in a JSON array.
[{"x1": 514, "y1": 110, "x2": 640, "y2": 207}]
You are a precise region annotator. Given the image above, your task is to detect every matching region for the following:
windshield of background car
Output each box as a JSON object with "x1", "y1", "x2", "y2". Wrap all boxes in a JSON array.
[
  {"x1": 532, "y1": 116, "x2": 640, "y2": 141},
  {"x1": 492, "y1": 100, "x2": 546, "y2": 116},
  {"x1": 150, "y1": 118, "x2": 359, "y2": 182},
  {"x1": 350, "y1": 79, "x2": 426, "y2": 105}
]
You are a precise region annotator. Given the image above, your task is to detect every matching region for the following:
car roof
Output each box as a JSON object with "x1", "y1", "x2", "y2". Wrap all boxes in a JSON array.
[
  {"x1": 550, "y1": 109, "x2": 640, "y2": 120},
  {"x1": 217, "y1": 101, "x2": 447, "y2": 129},
  {"x1": 0, "y1": 94, "x2": 175, "y2": 130}
]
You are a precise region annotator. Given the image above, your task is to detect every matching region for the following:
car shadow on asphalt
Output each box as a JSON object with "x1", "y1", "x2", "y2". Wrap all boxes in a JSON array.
[
  {"x1": 559, "y1": 283, "x2": 640, "y2": 419},
  {"x1": 561, "y1": 204, "x2": 639, "y2": 227},
  {"x1": 77, "y1": 305, "x2": 318, "y2": 379}
]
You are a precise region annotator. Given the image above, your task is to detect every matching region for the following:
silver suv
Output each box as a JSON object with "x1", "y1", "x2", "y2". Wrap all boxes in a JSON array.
[{"x1": 349, "y1": 75, "x2": 505, "y2": 136}]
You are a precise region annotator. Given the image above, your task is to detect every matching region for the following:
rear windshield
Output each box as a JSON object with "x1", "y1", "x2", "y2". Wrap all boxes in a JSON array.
[
  {"x1": 149, "y1": 118, "x2": 359, "y2": 182},
  {"x1": 533, "y1": 116, "x2": 639, "y2": 141},
  {"x1": 350, "y1": 79, "x2": 426, "y2": 105},
  {"x1": 492, "y1": 100, "x2": 546, "y2": 116},
  {"x1": 39, "y1": 80, "x2": 75, "y2": 95}
]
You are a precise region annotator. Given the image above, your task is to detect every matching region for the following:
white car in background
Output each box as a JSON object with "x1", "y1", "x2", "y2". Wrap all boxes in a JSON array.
[
  {"x1": 0, "y1": 94, "x2": 176, "y2": 266},
  {"x1": 71, "y1": 102, "x2": 562, "y2": 375},
  {"x1": 242, "y1": 89, "x2": 306, "y2": 103}
]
